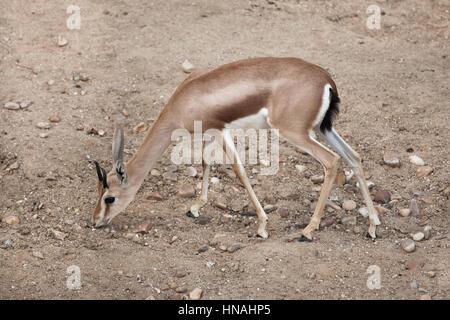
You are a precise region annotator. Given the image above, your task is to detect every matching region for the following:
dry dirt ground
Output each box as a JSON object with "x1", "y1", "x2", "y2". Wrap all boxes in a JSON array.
[{"x1": 0, "y1": 0, "x2": 449, "y2": 300}]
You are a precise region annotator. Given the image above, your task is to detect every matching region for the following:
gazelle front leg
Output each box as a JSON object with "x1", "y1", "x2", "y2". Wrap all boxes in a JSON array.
[
  {"x1": 189, "y1": 142, "x2": 211, "y2": 218},
  {"x1": 222, "y1": 129, "x2": 269, "y2": 238}
]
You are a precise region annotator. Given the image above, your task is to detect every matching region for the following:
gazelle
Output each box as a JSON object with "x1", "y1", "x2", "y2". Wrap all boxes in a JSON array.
[{"x1": 92, "y1": 57, "x2": 380, "y2": 240}]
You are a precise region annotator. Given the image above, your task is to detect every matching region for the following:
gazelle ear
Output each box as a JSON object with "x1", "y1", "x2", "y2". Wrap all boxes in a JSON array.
[{"x1": 112, "y1": 127, "x2": 128, "y2": 186}]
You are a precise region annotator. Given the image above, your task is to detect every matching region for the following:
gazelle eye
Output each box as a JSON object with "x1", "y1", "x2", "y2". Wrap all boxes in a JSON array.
[{"x1": 104, "y1": 196, "x2": 115, "y2": 204}]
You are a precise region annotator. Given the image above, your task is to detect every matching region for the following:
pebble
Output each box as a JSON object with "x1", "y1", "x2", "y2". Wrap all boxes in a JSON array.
[
  {"x1": 185, "y1": 167, "x2": 197, "y2": 177},
  {"x1": 198, "y1": 246, "x2": 208, "y2": 253},
  {"x1": 166, "y1": 165, "x2": 177, "y2": 172},
  {"x1": 133, "y1": 122, "x2": 147, "y2": 133},
  {"x1": 214, "y1": 201, "x2": 227, "y2": 210},
  {"x1": 98, "y1": 130, "x2": 106, "y2": 136},
  {"x1": 178, "y1": 184, "x2": 196, "y2": 198},
  {"x1": 295, "y1": 165, "x2": 307, "y2": 173},
  {"x1": 51, "y1": 229, "x2": 67, "y2": 241},
  {"x1": 358, "y1": 207, "x2": 368, "y2": 218},
  {"x1": 400, "y1": 238, "x2": 415, "y2": 253},
  {"x1": 197, "y1": 216, "x2": 211, "y2": 225},
  {"x1": 409, "y1": 199, "x2": 420, "y2": 215},
  {"x1": 404, "y1": 260, "x2": 421, "y2": 270},
  {"x1": 423, "y1": 226, "x2": 432, "y2": 240},
  {"x1": 4, "y1": 239, "x2": 13, "y2": 248},
  {"x1": 150, "y1": 169, "x2": 161, "y2": 176},
  {"x1": 57, "y1": 35, "x2": 68, "y2": 47},
  {"x1": 416, "y1": 166, "x2": 433, "y2": 177},
  {"x1": 227, "y1": 242, "x2": 244, "y2": 253},
  {"x1": 277, "y1": 207, "x2": 289, "y2": 218},
  {"x1": 182, "y1": 60, "x2": 195, "y2": 73},
  {"x1": 175, "y1": 270, "x2": 187, "y2": 278},
  {"x1": 341, "y1": 216, "x2": 357, "y2": 226},
  {"x1": 410, "y1": 280, "x2": 418, "y2": 289},
  {"x1": 221, "y1": 214, "x2": 233, "y2": 223},
  {"x1": 320, "y1": 215, "x2": 336, "y2": 228},
  {"x1": 374, "y1": 205, "x2": 387, "y2": 214},
  {"x1": 162, "y1": 172, "x2": 177, "y2": 182},
  {"x1": 39, "y1": 133, "x2": 49, "y2": 139},
  {"x1": 311, "y1": 174, "x2": 324, "y2": 184},
  {"x1": 133, "y1": 221, "x2": 152, "y2": 234},
  {"x1": 342, "y1": 200, "x2": 357, "y2": 211},
  {"x1": 32, "y1": 251, "x2": 44, "y2": 259},
  {"x1": 409, "y1": 155, "x2": 425, "y2": 166},
  {"x1": 412, "y1": 232, "x2": 424, "y2": 242},
  {"x1": 189, "y1": 287, "x2": 203, "y2": 300},
  {"x1": 19, "y1": 101, "x2": 33, "y2": 109},
  {"x1": 121, "y1": 108, "x2": 129, "y2": 117},
  {"x1": 206, "y1": 261, "x2": 215, "y2": 268},
  {"x1": 420, "y1": 294, "x2": 431, "y2": 300},
  {"x1": 146, "y1": 192, "x2": 163, "y2": 201},
  {"x1": 2, "y1": 216, "x2": 20, "y2": 225},
  {"x1": 210, "y1": 177, "x2": 220, "y2": 184},
  {"x1": 374, "y1": 190, "x2": 391, "y2": 203},
  {"x1": 383, "y1": 153, "x2": 401, "y2": 168},
  {"x1": 79, "y1": 73, "x2": 89, "y2": 82},
  {"x1": 4, "y1": 102, "x2": 20, "y2": 110},
  {"x1": 49, "y1": 115, "x2": 61, "y2": 123},
  {"x1": 36, "y1": 122, "x2": 50, "y2": 129},
  {"x1": 399, "y1": 208, "x2": 411, "y2": 217}
]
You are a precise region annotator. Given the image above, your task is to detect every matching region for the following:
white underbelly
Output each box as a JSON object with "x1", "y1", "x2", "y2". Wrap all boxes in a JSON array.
[{"x1": 224, "y1": 108, "x2": 271, "y2": 129}]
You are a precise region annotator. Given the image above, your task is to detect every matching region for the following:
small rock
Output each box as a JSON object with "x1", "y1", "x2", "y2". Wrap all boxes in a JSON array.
[
  {"x1": 98, "y1": 130, "x2": 106, "y2": 137},
  {"x1": 409, "y1": 199, "x2": 420, "y2": 215},
  {"x1": 420, "y1": 294, "x2": 431, "y2": 300},
  {"x1": 189, "y1": 287, "x2": 203, "y2": 300},
  {"x1": 32, "y1": 251, "x2": 44, "y2": 259},
  {"x1": 405, "y1": 260, "x2": 421, "y2": 270},
  {"x1": 400, "y1": 238, "x2": 415, "y2": 253},
  {"x1": 210, "y1": 177, "x2": 220, "y2": 184},
  {"x1": 121, "y1": 108, "x2": 129, "y2": 117},
  {"x1": 133, "y1": 122, "x2": 147, "y2": 133},
  {"x1": 277, "y1": 207, "x2": 289, "y2": 218},
  {"x1": 214, "y1": 201, "x2": 227, "y2": 210},
  {"x1": 178, "y1": 184, "x2": 196, "y2": 198},
  {"x1": 412, "y1": 232, "x2": 424, "y2": 241},
  {"x1": 311, "y1": 174, "x2": 324, "y2": 184},
  {"x1": 341, "y1": 216, "x2": 357, "y2": 226},
  {"x1": 197, "y1": 216, "x2": 211, "y2": 225},
  {"x1": 409, "y1": 155, "x2": 425, "y2": 166},
  {"x1": 185, "y1": 167, "x2": 197, "y2": 177},
  {"x1": 198, "y1": 246, "x2": 208, "y2": 253},
  {"x1": 221, "y1": 214, "x2": 233, "y2": 223},
  {"x1": 2, "y1": 216, "x2": 20, "y2": 225},
  {"x1": 79, "y1": 73, "x2": 89, "y2": 82},
  {"x1": 146, "y1": 192, "x2": 163, "y2": 201},
  {"x1": 4, "y1": 239, "x2": 13, "y2": 248},
  {"x1": 150, "y1": 169, "x2": 161, "y2": 176},
  {"x1": 182, "y1": 60, "x2": 195, "y2": 73},
  {"x1": 36, "y1": 122, "x2": 50, "y2": 129},
  {"x1": 169, "y1": 282, "x2": 177, "y2": 289},
  {"x1": 423, "y1": 226, "x2": 432, "y2": 240},
  {"x1": 19, "y1": 101, "x2": 33, "y2": 109},
  {"x1": 374, "y1": 190, "x2": 391, "y2": 203},
  {"x1": 295, "y1": 165, "x2": 307, "y2": 173},
  {"x1": 342, "y1": 200, "x2": 357, "y2": 211},
  {"x1": 51, "y1": 229, "x2": 67, "y2": 241},
  {"x1": 410, "y1": 280, "x2": 418, "y2": 289},
  {"x1": 227, "y1": 242, "x2": 244, "y2": 253},
  {"x1": 320, "y1": 215, "x2": 336, "y2": 228},
  {"x1": 336, "y1": 171, "x2": 346, "y2": 185},
  {"x1": 7, "y1": 162, "x2": 19, "y2": 171},
  {"x1": 206, "y1": 261, "x2": 215, "y2": 268},
  {"x1": 39, "y1": 133, "x2": 49, "y2": 139},
  {"x1": 383, "y1": 153, "x2": 401, "y2": 168},
  {"x1": 399, "y1": 208, "x2": 411, "y2": 217},
  {"x1": 57, "y1": 35, "x2": 68, "y2": 47},
  {"x1": 4, "y1": 102, "x2": 20, "y2": 110},
  {"x1": 416, "y1": 166, "x2": 433, "y2": 177},
  {"x1": 175, "y1": 287, "x2": 187, "y2": 294},
  {"x1": 133, "y1": 221, "x2": 152, "y2": 234},
  {"x1": 175, "y1": 270, "x2": 187, "y2": 278},
  {"x1": 49, "y1": 115, "x2": 61, "y2": 123},
  {"x1": 162, "y1": 172, "x2": 177, "y2": 182},
  {"x1": 166, "y1": 164, "x2": 178, "y2": 172},
  {"x1": 374, "y1": 205, "x2": 387, "y2": 215},
  {"x1": 425, "y1": 271, "x2": 435, "y2": 278}
]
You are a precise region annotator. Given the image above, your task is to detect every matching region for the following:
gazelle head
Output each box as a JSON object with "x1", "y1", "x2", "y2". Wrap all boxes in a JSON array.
[{"x1": 92, "y1": 127, "x2": 133, "y2": 227}]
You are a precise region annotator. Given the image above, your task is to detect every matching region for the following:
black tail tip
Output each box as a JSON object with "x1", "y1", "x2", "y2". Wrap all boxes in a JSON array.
[{"x1": 319, "y1": 88, "x2": 340, "y2": 133}]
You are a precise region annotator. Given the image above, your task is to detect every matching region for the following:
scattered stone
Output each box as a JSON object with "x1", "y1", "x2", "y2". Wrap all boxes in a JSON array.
[
  {"x1": 19, "y1": 101, "x2": 33, "y2": 109},
  {"x1": 4, "y1": 102, "x2": 20, "y2": 110},
  {"x1": 32, "y1": 251, "x2": 44, "y2": 259},
  {"x1": 98, "y1": 130, "x2": 106, "y2": 137},
  {"x1": 121, "y1": 108, "x2": 129, "y2": 117},
  {"x1": 374, "y1": 205, "x2": 387, "y2": 215},
  {"x1": 39, "y1": 133, "x2": 49, "y2": 139},
  {"x1": 133, "y1": 122, "x2": 147, "y2": 133},
  {"x1": 412, "y1": 232, "x2": 425, "y2": 242},
  {"x1": 409, "y1": 155, "x2": 425, "y2": 166},
  {"x1": 166, "y1": 164, "x2": 177, "y2": 172},
  {"x1": 178, "y1": 184, "x2": 196, "y2": 198},
  {"x1": 423, "y1": 226, "x2": 432, "y2": 240},
  {"x1": 20, "y1": 227, "x2": 31, "y2": 235},
  {"x1": 295, "y1": 165, "x2": 307, "y2": 174},
  {"x1": 169, "y1": 282, "x2": 177, "y2": 289},
  {"x1": 146, "y1": 192, "x2": 163, "y2": 201},
  {"x1": 150, "y1": 169, "x2": 161, "y2": 176},
  {"x1": 405, "y1": 260, "x2": 421, "y2": 270},
  {"x1": 198, "y1": 246, "x2": 208, "y2": 253},
  {"x1": 311, "y1": 174, "x2": 324, "y2": 184},
  {"x1": 7, "y1": 162, "x2": 19, "y2": 171},
  {"x1": 197, "y1": 216, "x2": 211, "y2": 225},
  {"x1": 162, "y1": 172, "x2": 177, "y2": 182},
  {"x1": 320, "y1": 215, "x2": 336, "y2": 228},
  {"x1": 410, "y1": 280, "x2": 418, "y2": 289},
  {"x1": 409, "y1": 199, "x2": 420, "y2": 215},
  {"x1": 2, "y1": 216, "x2": 20, "y2": 225},
  {"x1": 214, "y1": 201, "x2": 227, "y2": 210},
  {"x1": 206, "y1": 261, "x2": 215, "y2": 268},
  {"x1": 175, "y1": 270, "x2": 187, "y2": 278},
  {"x1": 400, "y1": 238, "x2": 415, "y2": 253},
  {"x1": 425, "y1": 271, "x2": 435, "y2": 278},
  {"x1": 383, "y1": 153, "x2": 401, "y2": 168},
  {"x1": 49, "y1": 115, "x2": 61, "y2": 123},
  {"x1": 210, "y1": 177, "x2": 220, "y2": 184},
  {"x1": 36, "y1": 122, "x2": 50, "y2": 129},
  {"x1": 227, "y1": 242, "x2": 244, "y2": 253},
  {"x1": 444, "y1": 186, "x2": 450, "y2": 196},
  {"x1": 341, "y1": 216, "x2": 357, "y2": 226},
  {"x1": 221, "y1": 214, "x2": 233, "y2": 223},
  {"x1": 51, "y1": 229, "x2": 67, "y2": 241},
  {"x1": 399, "y1": 208, "x2": 411, "y2": 217},
  {"x1": 57, "y1": 35, "x2": 68, "y2": 47},
  {"x1": 4, "y1": 239, "x2": 13, "y2": 248},
  {"x1": 416, "y1": 166, "x2": 433, "y2": 177},
  {"x1": 133, "y1": 221, "x2": 152, "y2": 234},
  {"x1": 182, "y1": 60, "x2": 195, "y2": 73},
  {"x1": 169, "y1": 236, "x2": 178, "y2": 244},
  {"x1": 374, "y1": 190, "x2": 391, "y2": 203},
  {"x1": 185, "y1": 167, "x2": 197, "y2": 177},
  {"x1": 189, "y1": 287, "x2": 203, "y2": 300},
  {"x1": 342, "y1": 200, "x2": 357, "y2": 211},
  {"x1": 277, "y1": 207, "x2": 289, "y2": 218},
  {"x1": 175, "y1": 287, "x2": 187, "y2": 294},
  {"x1": 79, "y1": 73, "x2": 89, "y2": 82},
  {"x1": 358, "y1": 207, "x2": 369, "y2": 218},
  {"x1": 420, "y1": 294, "x2": 431, "y2": 300}
]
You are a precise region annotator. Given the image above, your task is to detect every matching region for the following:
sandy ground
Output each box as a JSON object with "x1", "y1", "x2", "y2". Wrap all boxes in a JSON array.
[{"x1": 0, "y1": 0, "x2": 449, "y2": 300}]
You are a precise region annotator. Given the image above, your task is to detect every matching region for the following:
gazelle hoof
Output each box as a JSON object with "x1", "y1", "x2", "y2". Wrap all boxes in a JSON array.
[
  {"x1": 365, "y1": 229, "x2": 377, "y2": 240},
  {"x1": 257, "y1": 230, "x2": 269, "y2": 239},
  {"x1": 298, "y1": 234, "x2": 313, "y2": 242},
  {"x1": 186, "y1": 211, "x2": 198, "y2": 219}
]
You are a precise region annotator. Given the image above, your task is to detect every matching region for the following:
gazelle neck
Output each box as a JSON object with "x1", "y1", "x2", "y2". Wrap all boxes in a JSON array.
[{"x1": 125, "y1": 112, "x2": 177, "y2": 192}]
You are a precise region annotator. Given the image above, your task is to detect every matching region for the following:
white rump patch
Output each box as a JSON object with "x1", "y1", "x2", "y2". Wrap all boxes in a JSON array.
[{"x1": 313, "y1": 84, "x2": 332, "y2": 128}]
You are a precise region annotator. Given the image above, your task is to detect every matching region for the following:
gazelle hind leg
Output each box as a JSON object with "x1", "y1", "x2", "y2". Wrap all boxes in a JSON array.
[
  {"x1": 321, "y1": 128, "x2": 380, "y2": 238},
  {"x1": 188, "y1": 141, "x2": 211, "y2": 218},
  {"x1": 222, "y1": 129, "x2": 269, "y2": 238},
  {"x1": 281, "y1": 130, "x2": 340, "y2": 240}
]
